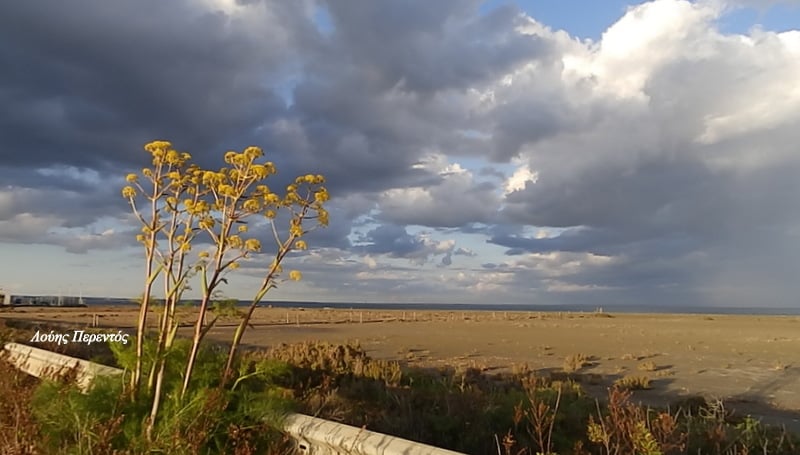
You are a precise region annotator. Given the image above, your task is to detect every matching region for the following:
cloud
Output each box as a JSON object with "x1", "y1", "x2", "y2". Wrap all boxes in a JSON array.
[
  {"x1": 1, "y1": 0, "x2": 799, "y2": 306},
  {"x1": 378, "y1": 155, "x2": 501, "y2": 227},
  {"x1": 0, "y1": 211, "x2": 138, "y2": 254},
  {"x1": 482, "y1": 0, "x2": 800, "y2": 305},
  {"x1": 320, "y1": 1, "x2": 549, "y2": 94},
  {"x1": 0, "y1": 0, "x2": 310, "y2": 172},
  {"x1": 354, "y1": 224, "x2": 458, "y2": 266}
]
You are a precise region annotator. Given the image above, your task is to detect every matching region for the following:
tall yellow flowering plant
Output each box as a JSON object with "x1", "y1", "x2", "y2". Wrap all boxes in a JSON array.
[{"x1": 122, "y1": 141, "x2": 328, "y2": 437}]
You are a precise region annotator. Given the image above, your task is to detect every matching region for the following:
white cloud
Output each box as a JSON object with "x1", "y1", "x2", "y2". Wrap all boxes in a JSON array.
[
  {"x1": 379, "y1": 154, "x2": 500, "y2": 227},
  {"x1": 504, "y1": 162, "x2": 538, "y2": 195},
  {"x1": 509, "y1": 252, "x2": 617, "y2": 278}
]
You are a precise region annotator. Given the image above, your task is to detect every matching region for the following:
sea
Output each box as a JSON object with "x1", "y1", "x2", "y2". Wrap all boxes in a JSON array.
[{"x1": 78, "y1": 297, "x2": 800, "y2": 316}]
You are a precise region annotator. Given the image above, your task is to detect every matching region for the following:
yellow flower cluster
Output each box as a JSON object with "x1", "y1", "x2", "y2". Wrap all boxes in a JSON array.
[
  {"x1": 144, "y1": 141, "x2": 192, "y2": 167},
  {"x1": 123, "y1": 141, "x2": 330, "y2": 295},
  {"x1": 294, "y1": 174, "x2": 326, "y2": 185},
  {"x1": 244, "y1": 238, "x2": 261, "y2": 252},
  {"x1": 314, "y1": 188, "x2": 329, "y2": 203},
  {"x1": 122, "y1": 186, "x2": 137, "y2": 198},
  {"x1": 317, "y1": 208, "x2": 329, "y2": 226},
  {"x1": 227, "y1": 235, "x2": 243, "y2": 249}
]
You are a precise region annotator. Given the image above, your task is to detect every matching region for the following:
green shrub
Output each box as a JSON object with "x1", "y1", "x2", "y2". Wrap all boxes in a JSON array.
[{"x1": 28, "y1": 338, "x2": 295, "y2": 454}]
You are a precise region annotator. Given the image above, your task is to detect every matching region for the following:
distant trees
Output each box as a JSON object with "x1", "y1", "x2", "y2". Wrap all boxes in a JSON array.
[{"x1": 122, "y1": 140, "x2": 328, "y2": 438}]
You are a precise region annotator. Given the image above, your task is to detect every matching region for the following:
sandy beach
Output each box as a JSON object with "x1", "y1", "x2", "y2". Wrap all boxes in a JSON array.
[{"x1": 2, "y1": 305, "x2": 799, "y2": 430}]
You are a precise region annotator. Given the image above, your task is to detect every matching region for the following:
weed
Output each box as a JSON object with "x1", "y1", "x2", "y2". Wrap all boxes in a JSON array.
[
  {"x1": 588, "y1": 387, "x2": 686, "y2": 455},
  {"x1": 638, "y1": 361, "x2": 658, "y2": 372},
  {"x1": 4, "y1": 322, "x2": 800, "y2": 455},
  {"x1": 563, "y1": 353, "x2": 591, "y2": 373},
  {"x1": 0, "y1": 355, "x2": 42, "y2": 453},
  {"x1": 614, "y1": 375, "x2": 652, "y2": 390}
]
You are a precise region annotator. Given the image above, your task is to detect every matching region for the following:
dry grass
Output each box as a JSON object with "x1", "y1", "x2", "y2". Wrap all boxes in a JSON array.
[
  {"x1": 0, "y1": 355, "x2": 42, "y2": 454},
  {"x1": 614, "y1": 375, "x2": 652, "y2": 390},
  {"x1": 637, "y1": 360, "x2": 658, "y2": 371},
  {"x1": 4, "y1": 318, "x2": 800, "y2": 455},
  {"x1": 562, "y1": 353, "x2": 591, "y2": 373}
]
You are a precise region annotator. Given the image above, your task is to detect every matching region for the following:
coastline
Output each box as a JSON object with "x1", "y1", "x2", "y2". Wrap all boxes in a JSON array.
[{"x1": 5, "y1": 296, "x2": 800, "y2": 316}]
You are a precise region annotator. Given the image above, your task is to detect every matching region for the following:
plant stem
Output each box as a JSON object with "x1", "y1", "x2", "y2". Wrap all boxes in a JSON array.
[{"x1": 222, "y1": 231, "x2": 297, "y2": 386}]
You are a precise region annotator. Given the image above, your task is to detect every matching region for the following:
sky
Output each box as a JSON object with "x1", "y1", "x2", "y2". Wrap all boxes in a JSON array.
[{"x1": 1, "y1": 0, "x2": 799, "y2": 308}]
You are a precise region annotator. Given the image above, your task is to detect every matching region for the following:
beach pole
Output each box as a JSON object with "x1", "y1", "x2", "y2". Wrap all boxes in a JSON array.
[
  {"x1": 286, "y1": 312, "x2": 289, "y2": 324},
  {"x1": 360, "y1": 312, "x2": 363, "y2": 324},
  {"x1": 296, "y1": 314, "x2": 300, "y2": 327}
]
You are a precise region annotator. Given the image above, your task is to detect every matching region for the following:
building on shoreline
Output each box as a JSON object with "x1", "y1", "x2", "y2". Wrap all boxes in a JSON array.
[{"x1": 0, "y1": 288, "x2": 86, "y2": 307}]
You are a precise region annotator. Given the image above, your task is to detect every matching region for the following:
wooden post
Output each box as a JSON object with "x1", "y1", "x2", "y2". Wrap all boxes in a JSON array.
[
  {"x1": 296, "y1": 314, "x2": 300, "y2": 327},
  {"x1": 360, "y1": 312, "x2": 363, "y2": 324}
]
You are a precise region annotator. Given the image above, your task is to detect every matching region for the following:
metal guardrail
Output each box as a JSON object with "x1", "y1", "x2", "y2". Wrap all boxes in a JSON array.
[{"x1": 2, "y1": 342, "x2": 465, "y2": 455}]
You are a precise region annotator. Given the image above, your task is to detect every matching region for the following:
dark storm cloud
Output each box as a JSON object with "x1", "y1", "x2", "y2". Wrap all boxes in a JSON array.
[
  {"x1": 0, "y1": 0, "x2": 310, "y2": 170},
  {"x1": 0, "y1": 0, "x2": 550, "y2": 237},
  {"x1": 272, "y1": 0, "x2": 551, "y2": 194},
  {"x1": 321, "y1": 1, "x2": 548, "y2": 93},
  {"x1": 502, "y1": 148, "x2": 800, "y2": 247},
  {"x1": 0, "y1": 0, "x2": 317, "y2": 250}
]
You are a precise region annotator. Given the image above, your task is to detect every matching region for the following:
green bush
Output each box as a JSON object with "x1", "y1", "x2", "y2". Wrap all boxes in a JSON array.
[{"x1": 30, "y1": 338, "x2": 295, "y2": 454}]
